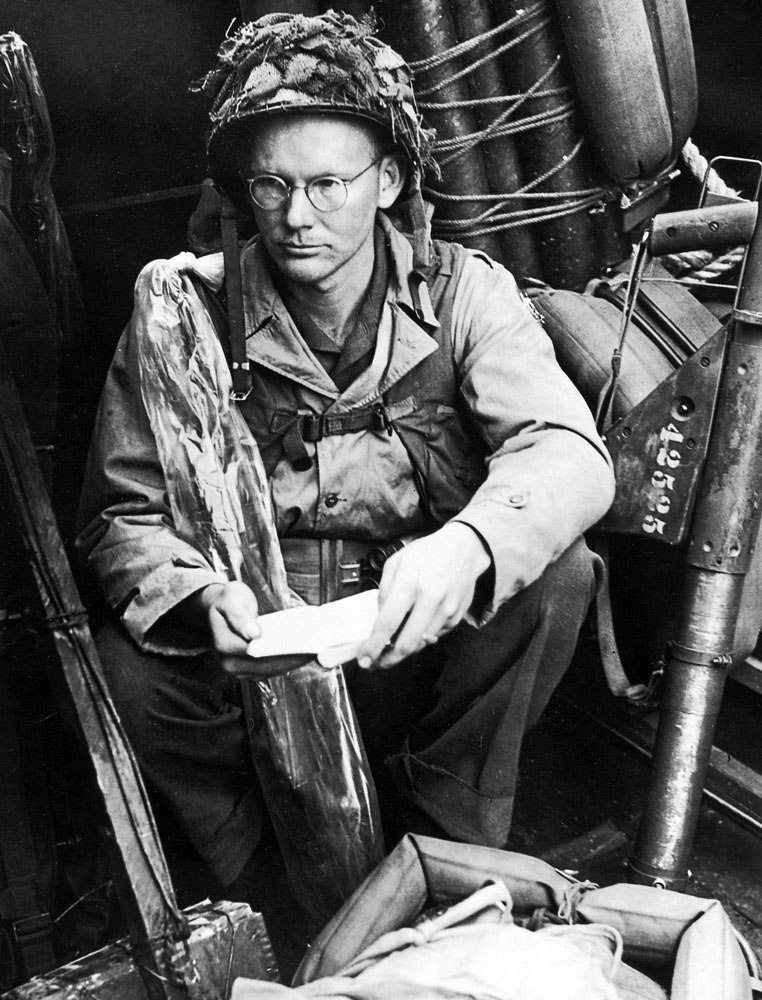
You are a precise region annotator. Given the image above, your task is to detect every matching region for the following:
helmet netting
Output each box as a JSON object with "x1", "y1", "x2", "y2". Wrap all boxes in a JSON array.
[{"x1": 193, "y1": 9, "x2": 435, "y2": 176}]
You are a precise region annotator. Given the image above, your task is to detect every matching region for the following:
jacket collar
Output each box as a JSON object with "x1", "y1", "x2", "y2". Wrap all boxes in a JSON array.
[{"x1": 239, "y1": 215, "x2": 440, "y2": 403}]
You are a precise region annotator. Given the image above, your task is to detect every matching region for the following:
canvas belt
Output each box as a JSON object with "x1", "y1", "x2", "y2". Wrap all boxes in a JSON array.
[{"x1": 280, "y1": 537, "x2": 401, "y2": 604}]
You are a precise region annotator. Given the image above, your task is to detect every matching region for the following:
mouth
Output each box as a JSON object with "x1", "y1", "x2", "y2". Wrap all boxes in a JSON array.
[{"x1": 279, "y1": 243, "x2": 323, "y2": 257}]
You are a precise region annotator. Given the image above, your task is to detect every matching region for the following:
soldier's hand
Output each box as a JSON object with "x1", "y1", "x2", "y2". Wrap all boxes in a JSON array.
[
  {"x1": 195, "y1": 581, "x2": 262, "y2": 655},
  {"x1": 356, "y1": 523, "x2": 491, "y2": 669}
]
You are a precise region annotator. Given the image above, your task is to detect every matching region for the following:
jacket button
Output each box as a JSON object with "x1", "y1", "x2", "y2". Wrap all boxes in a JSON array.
[
  {"x1": 324, "y1": 493, "x2": 340, "y2": 508},
  {"x1": 508, "y1": 492, "x2": 528, "y2": 507}
]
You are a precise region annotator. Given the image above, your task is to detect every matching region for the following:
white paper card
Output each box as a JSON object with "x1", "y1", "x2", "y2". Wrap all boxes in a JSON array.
[{"x1": 245, "y1": 589, "x2": 379, "y2": 667}]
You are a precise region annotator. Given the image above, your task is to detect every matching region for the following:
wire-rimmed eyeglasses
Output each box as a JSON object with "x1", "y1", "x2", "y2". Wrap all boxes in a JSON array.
[{"x1": 246, "y1": 156, "x2": 383, "y2": 213}]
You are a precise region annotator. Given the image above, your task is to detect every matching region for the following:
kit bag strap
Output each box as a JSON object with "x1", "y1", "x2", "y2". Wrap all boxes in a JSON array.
[{"x1": 592, "y1": 534, "x2": 663, "y2": 707}]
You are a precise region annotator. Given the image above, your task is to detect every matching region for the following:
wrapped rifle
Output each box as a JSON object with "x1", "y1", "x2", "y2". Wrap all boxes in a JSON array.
[{"x1": 132, "y1": 252, "x2": 383, "y2": 933}]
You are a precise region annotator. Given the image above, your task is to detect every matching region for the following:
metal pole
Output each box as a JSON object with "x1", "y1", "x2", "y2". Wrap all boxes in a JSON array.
[{"x1": 630, "y1": 204, "x2": 762, "y2": 888}]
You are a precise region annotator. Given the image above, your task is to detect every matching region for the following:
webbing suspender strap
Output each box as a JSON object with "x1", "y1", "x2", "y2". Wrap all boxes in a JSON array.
[
  {"x1": 0, "y1": 667, "x2": 57, "y2": 980},
  {"x1": 220, "y1": 195, "x2": 251, "y2": 401},
  {"x1": 272, "y1": 403, "x2": 394, "y2": 471}
]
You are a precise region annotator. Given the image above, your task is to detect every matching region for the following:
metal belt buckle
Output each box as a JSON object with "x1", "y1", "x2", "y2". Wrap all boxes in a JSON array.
[
  {"x1": 230, "y1": 360, "x2": 252, "y2": 402},
  {"x1": 340, "y1": 561, "x2": 361, "y2": 588}
]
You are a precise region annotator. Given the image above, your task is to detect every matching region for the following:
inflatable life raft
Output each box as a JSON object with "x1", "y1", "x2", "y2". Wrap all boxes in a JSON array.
[
  {"x1": 530, "y1": 260, "x2": 762, "y2": 673},
  {"x1": 553, "y1": 0, "x2": 697, "y2": 185},
  {"x1": 391, "y1": 0, "x2": 698, "y2": 287},
  {"x1": 231, "y1": 835, "x2": 754, "y2": 999}
]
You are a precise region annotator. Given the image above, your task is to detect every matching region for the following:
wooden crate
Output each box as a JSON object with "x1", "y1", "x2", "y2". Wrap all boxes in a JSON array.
[{"x1": 2, "y1": 901, "x2": 279, "y2": 1000}]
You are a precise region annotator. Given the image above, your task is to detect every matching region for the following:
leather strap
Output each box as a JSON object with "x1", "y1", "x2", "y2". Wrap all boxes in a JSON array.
[{"x1": 592, "y1": 534, "x2": 654, "y2": 705}]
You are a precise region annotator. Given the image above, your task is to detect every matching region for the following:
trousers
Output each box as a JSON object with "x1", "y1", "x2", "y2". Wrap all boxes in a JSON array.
[{"x1": 95, "y1": 536, "x2": 599, "y2": 887}]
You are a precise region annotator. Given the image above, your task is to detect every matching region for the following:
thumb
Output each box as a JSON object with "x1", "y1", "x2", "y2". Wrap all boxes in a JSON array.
[{"x1": 219, "y1": 583, "x2": 261, "y2": 642}]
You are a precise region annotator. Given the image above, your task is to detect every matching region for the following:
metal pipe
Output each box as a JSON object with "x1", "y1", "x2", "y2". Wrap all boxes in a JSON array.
[
  {"x1": 490, "y1": 0, "x2": 600, "y2": 289},
  {"x1": 448, "y1": 0, "x2": 543, "y2": 279},
  {"x1": 649, "y1": 202, "x2": 758, "y2": 257},
  {"x1": 631, "y1": 196, "x2": 762, "y2": 888},
  {"x1": 386, "y1": 0, "x2": 503, "y2": 260},
  {"x1": 630, "y1": 572, "x2": 738, "y2": 887}
]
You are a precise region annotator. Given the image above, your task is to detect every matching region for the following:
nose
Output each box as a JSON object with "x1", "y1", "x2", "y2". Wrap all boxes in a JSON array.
[{"x1": 283, "y1": 185, "x2": 314, "y2": 228}]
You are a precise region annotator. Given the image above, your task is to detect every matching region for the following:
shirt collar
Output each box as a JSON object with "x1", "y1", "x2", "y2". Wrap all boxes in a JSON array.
[{"x1": 238, "y1": 214, "x2": 440, "y2": 399}]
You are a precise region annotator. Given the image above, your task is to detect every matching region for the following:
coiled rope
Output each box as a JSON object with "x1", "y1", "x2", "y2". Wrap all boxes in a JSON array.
[
  {"x1": 408, "y1": 0, "x2": 609, "y2": 241},
  {"x1": 658, "y1": 138, "x2": 746, "y2": 288},
  {"x1": 410, "y1": 2, "x2": 545, "y2": 81},
  {"x1": 408, "y1": 0, "x2": 748, "y2": 276}
]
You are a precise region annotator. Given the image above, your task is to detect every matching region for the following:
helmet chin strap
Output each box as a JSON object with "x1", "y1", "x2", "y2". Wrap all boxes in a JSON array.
[
  {"x1": 219, "y1": 192, "x2": 252, "y2": 401},
  {"x1": 408, "y1": 171, "x2": 431, "y2": 273}
]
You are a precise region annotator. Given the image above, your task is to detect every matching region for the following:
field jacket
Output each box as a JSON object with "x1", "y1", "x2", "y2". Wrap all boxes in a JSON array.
[{"x1": 76, "y1": 214, "x2": 615, "y2": 655}]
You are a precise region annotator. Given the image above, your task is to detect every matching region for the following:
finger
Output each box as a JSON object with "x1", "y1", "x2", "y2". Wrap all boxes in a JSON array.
[
  {"x1": 377, "y1": 582, "x2": 475, "y2": 667},
  {"x1": 209, "y1": 584, "x2": 261, "y2": 654},
  {"x1": 375, "y1": 601, "x2": 447, "y2": 668},
  {"x1": 356, "y1": 611, "x2": 407, "y2": 668},
  {"x1": 209, "y1": 609, "x2": 251, "y2": 656},
  {"x1": 222, "y1": 593, "x2": 262, "y2": 642},
  {"x1": 353, "y1": 558, "x2": 409, "y2": 658},
  {"x1": 356, "y1": 583, "x2": 417, "y2": 667},
  {"x1": 364, "y1": 585, "x2": 448, "y2": 669}
]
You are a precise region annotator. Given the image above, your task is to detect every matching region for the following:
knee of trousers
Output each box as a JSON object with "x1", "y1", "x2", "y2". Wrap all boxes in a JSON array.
[
  {"x1": 94, "y1": 618, "x2": 226, "y2": 749},
  {"x1": 539, "y1": 535, "x2": 601, "y2": 624}
]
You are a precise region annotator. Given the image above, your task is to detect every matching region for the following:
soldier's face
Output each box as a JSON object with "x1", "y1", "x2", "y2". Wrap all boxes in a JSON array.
[{"x1": 241, "y1": 114, "x2": 405, "y2": 290}]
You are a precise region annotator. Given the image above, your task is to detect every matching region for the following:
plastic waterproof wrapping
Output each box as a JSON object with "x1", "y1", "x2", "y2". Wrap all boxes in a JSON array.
[
  {"x1": 0, "y1": 32, "x2": 83, "y2": 357},
  {"x1": 132, "y1": 255, "x2": 384, "y2": 930}
]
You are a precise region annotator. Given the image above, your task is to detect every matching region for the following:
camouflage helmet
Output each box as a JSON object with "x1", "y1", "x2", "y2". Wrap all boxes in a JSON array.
[{"x1": 194, "y1": 10, "x2": 435, "y2": 195}]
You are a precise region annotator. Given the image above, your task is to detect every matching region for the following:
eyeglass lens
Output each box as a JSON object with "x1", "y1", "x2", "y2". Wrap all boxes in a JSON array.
[
  {"x1": 247, "y1": 157, "x2": 381, "y2": 213},
  {"x1": 248, "y1": 175, "x2": 348, "y2": 212}
]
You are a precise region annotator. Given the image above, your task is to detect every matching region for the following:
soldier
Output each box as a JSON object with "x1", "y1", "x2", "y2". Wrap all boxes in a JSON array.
[{"x1": 77, "y1": 11, "x2": 614, "y2": 904}]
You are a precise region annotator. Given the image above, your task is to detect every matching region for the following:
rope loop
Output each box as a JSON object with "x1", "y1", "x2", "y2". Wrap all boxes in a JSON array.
[
  {"x1": 658, "y1": 140, "x2": 747, "y2": 288},
  {"x1": 557, "y1": 880, "x2": 598, "y2": 924}
]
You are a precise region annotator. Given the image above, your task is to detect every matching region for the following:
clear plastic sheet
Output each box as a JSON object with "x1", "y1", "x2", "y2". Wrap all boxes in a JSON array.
[
  {"x1": 0, "y1": 32, "x2": 83, "y2": 353},
  {"x1": 133, "y1": 258, "x2": 383, "y2": 929}
]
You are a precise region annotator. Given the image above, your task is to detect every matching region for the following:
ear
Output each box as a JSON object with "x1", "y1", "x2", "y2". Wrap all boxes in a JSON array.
[{"x1": 377, "y1": 153, "x2": 408, "y2": 209}]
